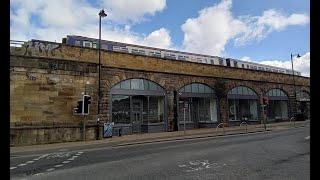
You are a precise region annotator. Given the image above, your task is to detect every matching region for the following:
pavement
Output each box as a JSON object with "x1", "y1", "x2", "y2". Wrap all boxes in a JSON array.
[
  {"x1": 10, "y1": 121, "x2": 310, "y2": 180},
  {"x1": 11, "y1": 120, "x2": 309, "y2": 155}
]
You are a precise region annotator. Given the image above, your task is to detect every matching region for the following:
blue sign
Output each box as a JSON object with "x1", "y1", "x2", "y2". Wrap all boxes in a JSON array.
[{"x1": 104, "y1": 122, "x2": 114, "y2": 138}]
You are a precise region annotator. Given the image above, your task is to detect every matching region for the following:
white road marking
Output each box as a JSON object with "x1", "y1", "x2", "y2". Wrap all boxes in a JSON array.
[
  {"x1": 10, "y1": 167, "x2": 17, "y2": 170},
  {"x1": 33, "y1": 173, "x2": 44, "y2": 176},
  {"x1": 77, "y1": 152, "x2": 83, "y2": 154},
  {"x1": 305, "y1": 136, "x2": 310, "y2": 140},
  {"x1": 26, "y1": 161, "x2": 34, "y2": 164},
  {"x1": 54, "y1": 164, "x2": 64, "y2": 168},
  {"x1": 178, "y1": 160, "x2": 226, "y2": 172},
  {"x1": 46, "y1": 168, "x2": 55, "y2": 172},
  {"x1": 18, "y1": 163, "x2": 27, "y2": 167},
  {"x1": 62, "y1": 161, "x2": 70, "y2": 164},
  {"x1": 67, "y1": 158, "x2": 74, "y2": 161}
]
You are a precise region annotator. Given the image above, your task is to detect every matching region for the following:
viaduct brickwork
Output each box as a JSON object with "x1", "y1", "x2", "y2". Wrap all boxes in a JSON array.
[{"x1": 10, "y1": 41, "x2": 310, "y2": 146}]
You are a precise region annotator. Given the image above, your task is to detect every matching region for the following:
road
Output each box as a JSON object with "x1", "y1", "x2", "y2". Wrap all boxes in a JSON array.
[{"x1": 10, "y1": 126, "x2": 310, "y2": 180}]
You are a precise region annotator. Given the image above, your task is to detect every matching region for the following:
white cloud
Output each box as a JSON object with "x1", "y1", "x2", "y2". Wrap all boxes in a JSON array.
[
  {"x1": 235, "y1": 9, "x2": 309, "y2": 45},
  {"x1": 181, "y1": 0, "x2": 309, "y2": 56},
  {"x1": 244, "y1": 52, "x2": 310, "y2": 77},
  {"x1": 143, "y1": 28, "x2": 171, "y2": 48},
  {"x1": 10, "y1": 0, "x2": 172, "y2": 49},
  {"x1": 101, "y1": 0, "x2": 166, "y2": 24},
  {"x1": 240, "y1": 56, "x2": 252, "y2": 62}
]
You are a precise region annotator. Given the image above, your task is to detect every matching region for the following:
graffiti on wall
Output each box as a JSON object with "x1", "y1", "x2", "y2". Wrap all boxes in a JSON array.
[{"x1": 21, "y1": 41, "x2": 61, "y2": 57}]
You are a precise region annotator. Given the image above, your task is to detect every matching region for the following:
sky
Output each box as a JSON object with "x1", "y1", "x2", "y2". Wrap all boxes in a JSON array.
[{"x1": 10, "y1": 0, "x2": 310, "y2": 77}]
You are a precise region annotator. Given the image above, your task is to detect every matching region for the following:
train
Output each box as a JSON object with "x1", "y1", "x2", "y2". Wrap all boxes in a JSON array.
[{"x1": 61, "y1": 35, "x2": 301, "y2": 76}]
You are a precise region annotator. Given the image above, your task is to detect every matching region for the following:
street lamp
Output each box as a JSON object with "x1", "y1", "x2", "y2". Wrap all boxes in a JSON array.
[
  {"x1": 98, "y1": 9, "x2": 107, "y2": 115},
  {"x1": 97, "y1": 9, "x2": 107, "y2": 140},
  {"x1": 290, "y1": 53, "x2": 301, "y2": 118}
]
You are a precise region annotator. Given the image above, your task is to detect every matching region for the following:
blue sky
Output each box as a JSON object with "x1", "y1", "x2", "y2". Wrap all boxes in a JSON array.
[{"x1": 10, "y1": 0, "x2": 310, "y2": 76}]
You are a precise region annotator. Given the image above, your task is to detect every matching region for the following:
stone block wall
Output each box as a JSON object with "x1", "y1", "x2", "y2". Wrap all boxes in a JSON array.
[{"x1": 10, "y1": 41, "x2": 310, "y2": 146}]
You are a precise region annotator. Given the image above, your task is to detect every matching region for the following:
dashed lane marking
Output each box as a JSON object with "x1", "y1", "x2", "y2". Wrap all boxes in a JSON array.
[
  {"x1": 10, "y1": 167, "x2": 17, "y2": 170},
  {"x1": 46, "y1": 168, "x2": 55, "y2": 172},
  {"x1": 26, "y1": 160, "x2": 34, "y2": 164},
  {"x1": 18, "y1": 163, "x2": 27, "y2": 167},
  {"x1": 305, "y1": 136, "x2": 310, "y2": 140},
  {"x1": 62, "y1": 161, "x2": 70, "y2": 164},
  {"x1": 54, "y1": 164, "x2": 64, "y2": 168}
]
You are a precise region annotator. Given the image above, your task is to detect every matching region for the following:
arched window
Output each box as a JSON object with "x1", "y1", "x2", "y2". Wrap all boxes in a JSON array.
[
  {"x1": 112, "y1": 79, "x2": 164, "y2": 91},
  {"x1": 178, "y1": 83, "x2": 216, "y2": 98},
  {"x1": 227, "y1": 86, "x2": 258, "y2": 99},
  {"x1": 266, "y1": 89, "x2": 288, "y2": 100},
  {"x1": 111, "y1": 78, "x2": 165, "y2": 96}
]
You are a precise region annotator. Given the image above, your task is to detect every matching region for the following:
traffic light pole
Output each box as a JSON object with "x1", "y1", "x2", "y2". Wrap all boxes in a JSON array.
[{"x1": 83, "y1": 115, "x2": 86, "y2": 141}]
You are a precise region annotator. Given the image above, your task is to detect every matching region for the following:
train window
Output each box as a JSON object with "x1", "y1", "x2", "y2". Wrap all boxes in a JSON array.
[
  {"x1": 226, "y1": 59, "x2": 231, "y2": 67},
  {"x1": 253, "y1": 66, "x2": 257, "y2": 70},
  {"x1": 83, "y1": 41, "x2": 92, "y2": 48},
  {"x1": 242, "y1": 64, "x2": 244, "y2": 68},
  {"x1": 211, "y1": 60, "x2": 214, "y2": 64},
  {"x1": 219, "y1": 59, "x2": 224, "y2": 65},
  {"x1": 234, "y1": 61, "x2": 238, "y2": 67},
  {"x1": 247, "y1": 65, "x2": 249, "y2": 68},
  {"x1": 75, "y1": 40, "x2": 81, "y2": 46},
  {"x1": 92, "y1": 43, "x2": 97, "y2": 48},
  {"x1": 178, "y1": 55, "x2": 186, "y2": 60}
]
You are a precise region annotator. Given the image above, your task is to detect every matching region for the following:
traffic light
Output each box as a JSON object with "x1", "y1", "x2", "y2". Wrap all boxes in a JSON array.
[
  {"x1": 74, "y1": 100, "x2": 83, "y2": 114},
  {"x1": 83, "y1": 95, "x2": 91, "y2": 115}
]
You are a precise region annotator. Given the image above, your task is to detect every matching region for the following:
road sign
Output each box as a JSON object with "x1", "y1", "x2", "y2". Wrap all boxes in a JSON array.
[{"x1": 104, "y1": 122, "x2": 114, "y2": 138}]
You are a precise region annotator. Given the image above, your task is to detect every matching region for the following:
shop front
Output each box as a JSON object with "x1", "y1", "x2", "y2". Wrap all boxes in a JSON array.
[
  {"x1": 296, "y1": 90, "x2": 310, "y2": 120},
  {"x1": 227, "y1": 86, "x2": 259, "y2": 123},
  {"x1": 110, "y1": 79, "x2": 166, "y2": 135},
  {"x1": 265, "y1": 89, "x2": 289, "y2": 121},
  {"x1": 177, "y1": 83, "x2": 218, "y2": 129}
]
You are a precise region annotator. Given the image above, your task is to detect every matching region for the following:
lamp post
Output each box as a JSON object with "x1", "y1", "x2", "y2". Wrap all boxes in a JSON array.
[
  {"x1": 290, "y1": 53, "x2": 301, "y2": 118},
  {"x1": 97, "y1": 9, "x2": 107, "y2": 140}
]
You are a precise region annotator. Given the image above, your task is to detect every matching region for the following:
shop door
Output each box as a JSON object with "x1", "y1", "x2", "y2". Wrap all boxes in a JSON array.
[
  {"x1": 132, "y1": 99, "x2": 142, "y2": 133},
  {"x1": 191, "y1": 98, "x2": 199, "y2": 128}
]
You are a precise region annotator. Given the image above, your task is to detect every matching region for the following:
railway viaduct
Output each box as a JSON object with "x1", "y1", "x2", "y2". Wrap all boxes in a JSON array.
[{"x1": 10, "y1": 40, "x2": 310, "y2": 146}]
